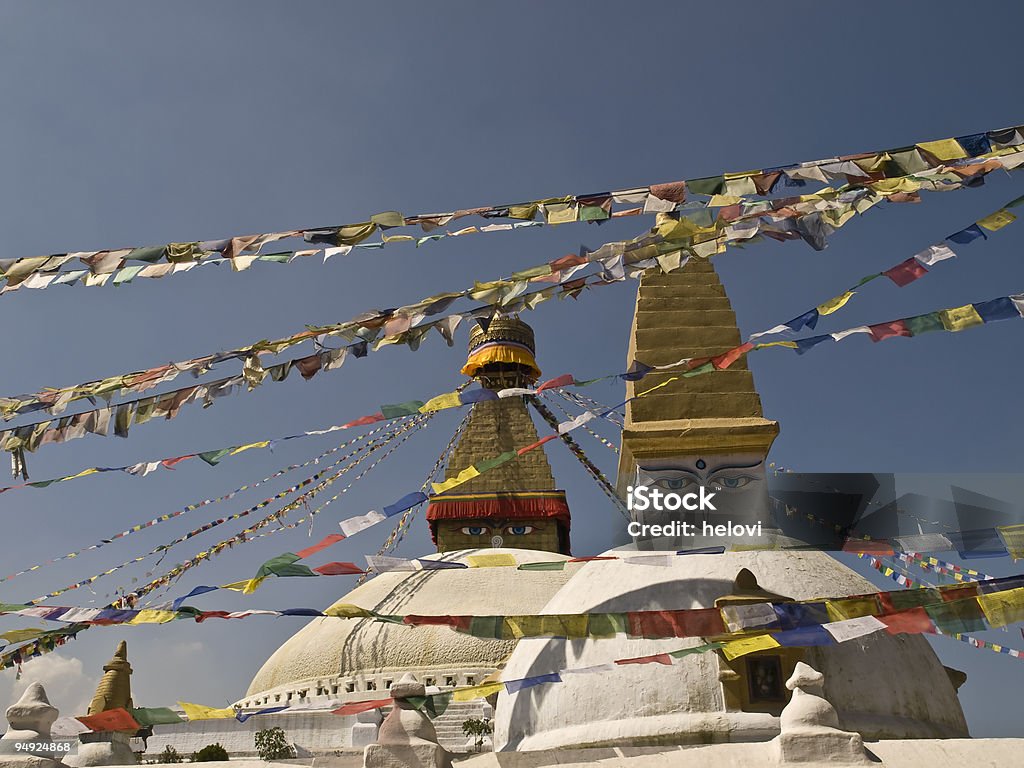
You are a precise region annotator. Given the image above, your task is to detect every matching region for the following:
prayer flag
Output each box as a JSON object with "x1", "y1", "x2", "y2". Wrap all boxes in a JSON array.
[
  {"x1": 323, "y1": 604, "x2": 373, "y2": 619},
  {"x1": 904, "y1": 313, "x2": 944, "y2": 336},
  {"x1": 784, "y1": 309, "x2": 819, "y2": 333},
  {"x1": 295, "y1": 533, "x2": 345, "y2": 559},
  {"x1": 178, "y1": 702, "x2": 235, "y2": 721},
  {"x1": 822, "y1": 615, "x2": 886, "y2": 642},
  {"x1": 916, "y1": 138, "x2": 968, "y2": 161},
  {"x1": 794, "y1": 335, "x2": 833, "y2": 355},
  {"x1": 722, "y1": 634, "x2": 781, "y2": 660},
  {"x1": 721, "y1": 603, "x2": 779, "y2": 632},
  {"x1": 314, "y1": 562, "x2": 364, "y2": 576},
  {"x1": 467, "y1": 553, "x2": 517, "y2": 568},
  {"x1": 925, "y1": 599, "x2": 987, "y2": 634},
  {"x1": 384, "y1": 492, "x2": 428, "y2": 517},
  {"x1": 774, "y1": 626, "x2": 834, "y2": 647},
  {"x1": 976, "y1": 209, "x2": 1016, "y2": 231},
  {"x1": 946, "y1": 224, "x2": 986, "y2": 245},
  {"x1": 976, "y1": 587, "x2": 1024, "y2": 627},
  {"x1": 131, "y1": 708, "x2": 184, "y2": 726},
  {"x1": 340, "y1": 509, "x2": 387, "y2": 536},
  {"x1": 453, "y1": 682, "x2": 503, "y2": 702},
  {"x1": 816, "y1": 290, "x2": 856, "y2": 315},
  {"x1": 938, "y1": 305, "x2": 984, "y2": 332},
  {"x1": 914, "y1": 244, "x2": 956, "y2": 266},
  {"x1": 504, "y1": 673, "x2": 562, "y2": 694},
  {"x1": 333, "y1": 699, "x2": 391, "y2": 716},
  {"x1": 868, "y1": 320, "x2": 912, "y2": 342},
  {"x1": 616, "y1": 653, "x2": 672, "y2": 666},
  {"x1": 236, "y1": 706, "x2": 288, "y2": 722},
  {"x1": 878, "y1": 608, "x2": 936, "y2": 636},
  {"x1": 973, "y1": 297, "x2": 1020, "y2": 323},
  {"x1": 432, "y1": 466, "x2": 481, "y2": 494},
  {"x1": 77, "y1": 708, "x2": 141, "y2": 732},
  {"x1": 996, "y1": 525, "x2": 1024, "y2": 559},
  {"x1": 883, "y1": 258, "x2": 928, "y2": 287},
  {"x1": 420, "y1": 392, "x2": 462, "y2": 412}
]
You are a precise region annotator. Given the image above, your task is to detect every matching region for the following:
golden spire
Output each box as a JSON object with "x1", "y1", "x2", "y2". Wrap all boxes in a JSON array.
[{"x1": 87, "y1": 640, "x2": 133, "y2": 718}]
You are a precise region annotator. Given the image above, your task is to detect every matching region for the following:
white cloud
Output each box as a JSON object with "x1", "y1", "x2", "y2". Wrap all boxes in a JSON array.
[{"x1": 0, "y1": 653, "x2": 97, "y2": 721}]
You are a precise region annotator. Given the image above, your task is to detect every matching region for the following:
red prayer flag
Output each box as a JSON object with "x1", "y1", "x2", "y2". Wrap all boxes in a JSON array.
[
  {"x1": 939, "y1": 583, "x2": 980, "y2": 602},
  {"x1": 332, "y1": 699, "x2": 392, "y2": 716},
  {"x1": 314, "y1": 562, "x2": 364, "y2": 576},
  {"x1": 343, "y1": 413, "x2": 385, "y2": 428},
  {"x1": 883, "y1": 257, "x2": 929, "y2": 287},
  {"x1": 537, "y1": 374, "x2": 575, "y2": 392},
  {"x1": 841, "y1": 539, "x2": 894, "y2": 556},
  {"x1": 868, "y1": 320, "x2": 912, "y2": 342},
  {"x1": 296, "y1": 533, "x2": 346, "y2": 559},
  {"x1": 616, "y1": 653, "x2": 673, "y2": 666},
  {"x1": 518, "y1": 434, "x2": 558, "y2": 455},
  {"x1": 568, "y1": 556, "x2": 618, "y2": 563},
  {"x1": 879, "y1": 607, "x2": 936, "y2": 636},
  {"x1": 549, "y1": 254, "x2": 588, "y2": 271},
  {"x1": 160, "y1": 456, "x2": 191, "y2": 469},
  {"x1": 76, "y1": 708, "x2": 140, "y2": 732},
  {"x1": 626, "y1": 608, "x2": 725, "y2": 639},
  {"x1": 712, "y1": 342, "x2": 753, "y2": 370}
]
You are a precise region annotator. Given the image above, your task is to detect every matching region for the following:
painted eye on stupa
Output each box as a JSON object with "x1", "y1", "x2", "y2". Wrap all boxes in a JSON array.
[
  {"x1": 651, "y1": 477, "x2": 696, "y2": 491},
  {"x1": 461, "y1": 526, "x2": 490, "y2": 536},
  {"x1": 710, "y1": 474, "x2": 754, "y2": 489},
  {"x1": 505, "y1": 525, "x2": 535, "y2": 536}
]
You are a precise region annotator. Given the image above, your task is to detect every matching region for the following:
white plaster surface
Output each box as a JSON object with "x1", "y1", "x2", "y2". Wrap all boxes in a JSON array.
[{"x1": 492, "y1": 550, "x2": 969, "y2": 751}]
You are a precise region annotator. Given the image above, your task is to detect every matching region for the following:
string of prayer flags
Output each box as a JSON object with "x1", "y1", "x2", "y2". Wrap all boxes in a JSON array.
[
  {"x1": 178, "y1": 702, "x2": 235, "y2": 721},
  {"x1": 5, "y1": 123, "x2": 1022, "y2": 295}
]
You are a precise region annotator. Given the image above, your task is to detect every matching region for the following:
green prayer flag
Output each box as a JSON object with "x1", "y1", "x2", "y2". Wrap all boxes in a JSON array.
[
  {"x1": 587, "y1": 613, "x2": 628, "y2": 638},
  {"x1": 132, "y1": 707, "x2": 185, "y2": 726},
  {"x1": 904, "y1": 312, "x2": 944, "y2": 336},
  {"x1": 686, "y1": 176, "x2": 725, "y2": 196},
  {"x1": 886, "y1": 588, "x2": 941, "y2": 611},
  {"x1": 579, "y1": 205, "x2": 610, "y2": 222},
  {"x1": 467, "y1": 616, "x2": 506, "y2": 639},
  {"x1": 370, "y1": 211, "x2": 405, "y2": 228},
  {"x1": 259, "y1": 252, "x2": 293, "y2": 264},
  {"x1": 199, "y1": 449, "x2": 233, "y2": 466},
  {"x1": 669, "y1": 641, "x2": 724, "y2": 659},
  {"x1": 683, "y1": 362, "x2": 715, "y2": 378},
  {"x1": 255, "y1": 553, "x2": 303, "y2": 578},
  {"x1": 381, "y1": 401, "x2": 426, "y2": 419},
  {"x1": 517, "y1": 561, "x2": 566, "y2": 572},
  {"x1": 126, "y1": 246, "x2": 167, "y2": 263},
  {"x1": 475, "y1": 451, "x2": 517, "y2": 474},
  {"x1": 925, "y1": 600, "x2": 987, "y2": 634}
]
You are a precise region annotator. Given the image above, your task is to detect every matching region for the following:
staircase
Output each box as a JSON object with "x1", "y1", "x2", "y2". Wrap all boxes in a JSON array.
[{"x1": 433, "y1": 699, "x2": 490, "y2": 753}]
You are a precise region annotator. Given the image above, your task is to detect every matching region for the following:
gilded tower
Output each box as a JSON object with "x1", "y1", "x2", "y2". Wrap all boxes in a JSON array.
[{"x1": 425, "y1": 316, "x2": 571, "y2": 554}]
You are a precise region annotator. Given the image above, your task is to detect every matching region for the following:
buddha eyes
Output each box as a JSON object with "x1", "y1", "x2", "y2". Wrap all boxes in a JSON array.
[
  {"x1": 506, "y1": 525, "x2": 534, "y2": 536},
  {"x1": 459, "y1": 525, "x2": 536, "y2": 536},
  {"x1": 652, "y1": 477, "x2": 696, "y2": 491},
  {"x1": 461, "y1": 526, "x2": 489, "y2": 536},
  {"x1": 711, "y1": 475, "x2": 754, "y2": 489}
]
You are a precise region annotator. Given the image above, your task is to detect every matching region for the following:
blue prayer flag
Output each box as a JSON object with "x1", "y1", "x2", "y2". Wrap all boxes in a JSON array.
[
  {"x1": 505, "y1": 673, "x2": 561, "y2": 694},
  {"x1": 973, "y1": 297, "x2": 1021, "y2": 323},
  {"x1": 774, "y1": 625, "x2": 834, "y2": 647},
  {"x1": 946, "y1": 224, "x2": 987, "y2": 245}
]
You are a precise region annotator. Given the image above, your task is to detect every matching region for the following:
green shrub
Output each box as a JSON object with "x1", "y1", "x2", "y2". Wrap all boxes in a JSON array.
[
  {"x1": 254, "y1": 727, "x2": 294, "y2": 761},
  {"x1": 156, "y1": 745, "x2": 183, "y2": 763},
  {"x1": 190, "y1": 743, "x2": 229, "y2": 762},
  {"x1": 461, "y1": 717, "x2": 492, "y2": 751}
]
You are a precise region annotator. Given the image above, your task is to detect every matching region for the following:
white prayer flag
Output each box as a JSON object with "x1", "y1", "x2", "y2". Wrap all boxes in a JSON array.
[
  {"x1": 558, "y1": 411, "x2": 596, "y2": 435},
  {"x1": 913, "y1": 243, "x2": 956, "y2": 266},
  {"x1": 822, "y1": 615, "x2": 886, "y2": 643},
  {"x1": 721, "y1": 603, "x2": 778, "y2": 632},
  {"x1": 831, "y1": 326, "x2": 871, "y2": 342},
  {"x1": 340, "y1": 509, "x2": 387, "y2": 536}
]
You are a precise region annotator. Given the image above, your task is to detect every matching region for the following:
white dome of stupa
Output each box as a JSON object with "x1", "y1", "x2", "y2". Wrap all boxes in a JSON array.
[
  {"x1": 240, "y1": 548, "x2": 579, "y2": 707},
  {"x1": 493, "y1": 549, "x2": 968, "y2": 751}
]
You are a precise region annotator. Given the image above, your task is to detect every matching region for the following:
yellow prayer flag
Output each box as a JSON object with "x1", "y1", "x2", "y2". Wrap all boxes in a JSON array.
[
  {"x1": 721, "y1": 633, "x2": 781, "y2": 660},
  {"x1": 221, "y1": 577, "x2": 265, "y2": 594},
  {"x1": 708, "y1": 194, "x2": 744, "y2": 207},
  {"x1": 179, "y1": 702, "x2": 236, "y2": 721},
  {"x1": 977, "y1": 209, "x2": 1017, "y2": 232},
  {"x1": 230, "y1": 441, "x2": 270, "y2": 456},
  {"x1": 467, "y1": 553, "x2": 517, "y2": 568},
  {"x1": 381, "y1": 234, "x2": 415, "y2": 244},
  {"x1": 128, "y1": 610, "x2": 177, "y2": 625},
  {"x1": 543, "y1": 203, "x2": 578, "y2": 225},
  {"x1": 723, "y1": 176, "x2": 757, "y2": 196},
  {"x1": 825, "y1": 597, "x2": 880, "y2": 622},
  {"x1": 976, "y1": 588, "x2": 1024, "y2": 628},
  {"x1": 996, "y1": 524, "x2": 1024, "y2": 559},
  {"x1": 432, "y1": 465, "x2": 481, "y2": 494},
  {"x1": 816, "y1": 290, "x2": 856, "y2": 316},
  {"x1": 916, "y1": 139, "x2": 968, "y2": 161},
  {"x1": 324, "y1": 603, "x2": 374, "y2": 619},
  {"x1": 508, "y1": 204, "x2": 538, "y2": 220},
  {"x1": 870, "y1": 177, "x2": 921, "y2": 196},
  {"x1": 505, "y1": 614, "x2": 588, "y2": 639},
  {"x1": 453, "y1": 682, "x2": 504, "y2": 702},
  {"x1": 755, "y1": 340, "x2": 798, "y2": 349},
  {"x1": 420, "y1": 392, "x2": 462, "y2": 413},
  {"x1": 938, "y1": 304, "x2": 984, "y2": 332}
]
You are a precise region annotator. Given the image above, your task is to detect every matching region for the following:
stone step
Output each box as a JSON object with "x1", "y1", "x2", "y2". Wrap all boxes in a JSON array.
[
  {"x1": 635, "y1": 296, "x2": 734, "y2": 312},
  {"x1": 640, "y1": 274, "x2": 724, "y2": 288},
  {"x1": 626, "y1": 369, "x2": 757, "y2": 394},
  {"x1": 639, "y1": 283, "x2": 727, "y2": 299},
  {"x1": 635, "y1": 326, "x2": 742, "y2": 350},
  {"x1": 635, "y1": 309, "x2": 738, "y2": 328},
  {"x1": 629, "y1": 392, "x2": 765, "y2": 422}
]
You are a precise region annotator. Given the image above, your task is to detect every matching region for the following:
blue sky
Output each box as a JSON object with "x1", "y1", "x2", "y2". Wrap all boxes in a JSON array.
[{"x1": 0, "y1": 1, "x2": 1022, "y2": 737}]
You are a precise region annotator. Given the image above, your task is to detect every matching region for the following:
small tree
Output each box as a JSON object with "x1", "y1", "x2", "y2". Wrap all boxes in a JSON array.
[
  {"x1": 461, "y1": 717, "x2": 492, "y2": 752},
  {"x1": 254, "y1": 727, "x2": 294, "y2": 761},
  {"x1": 156, "y1": 745, "x2": 183, "y2": 763},
  {"x1": 190, "y1": 743, "x2": 229, "y2": 762}
]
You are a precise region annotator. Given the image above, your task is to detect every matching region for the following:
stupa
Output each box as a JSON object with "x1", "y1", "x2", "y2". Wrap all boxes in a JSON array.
[
  {"x1": 492, "y1": 259, "x2": 970, "y2": 750},
  {"x1": 228, "y1": 316, "x2": 582, "y2": 751}
]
